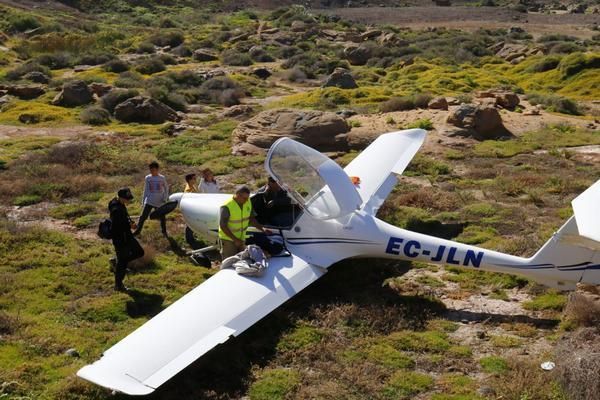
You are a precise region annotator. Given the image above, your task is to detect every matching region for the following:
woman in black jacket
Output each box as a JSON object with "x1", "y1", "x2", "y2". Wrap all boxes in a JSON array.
[{"x1": 109, "y1": 188, "x2": 144, "y2": 292}]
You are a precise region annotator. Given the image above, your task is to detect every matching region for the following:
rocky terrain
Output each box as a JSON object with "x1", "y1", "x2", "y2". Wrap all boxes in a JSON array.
[{"x1": 0, "y1": 1, "x2": 598, "y2": 400}]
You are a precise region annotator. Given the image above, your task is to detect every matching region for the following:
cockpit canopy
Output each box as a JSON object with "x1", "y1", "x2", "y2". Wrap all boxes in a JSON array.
[{"x1": 265, "y1": 138, "x2": 362, "y2": 220}]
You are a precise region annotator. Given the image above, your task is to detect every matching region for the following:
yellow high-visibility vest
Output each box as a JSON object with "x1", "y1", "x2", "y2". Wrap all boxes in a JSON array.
[{"x1": 218, "y1": 197, "x2": 252, "y2": 242}]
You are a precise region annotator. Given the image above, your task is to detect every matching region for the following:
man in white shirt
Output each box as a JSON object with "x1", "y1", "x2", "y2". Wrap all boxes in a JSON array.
[{"x1": 134, "y1": 161, "x2": 169, "y2": 237}]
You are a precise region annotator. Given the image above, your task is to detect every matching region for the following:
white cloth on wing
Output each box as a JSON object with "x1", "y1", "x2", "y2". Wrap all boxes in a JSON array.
[{"x1": 221, "y1": 244, "x2": 268, "y2": 277}]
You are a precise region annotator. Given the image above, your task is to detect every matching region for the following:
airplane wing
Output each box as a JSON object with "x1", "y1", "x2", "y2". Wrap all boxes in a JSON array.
[
  {"x1": 77, "y1": 254, "x2": 327, "y2": 395},
  {"x1": 343, "y1": 129, "x2": 427, "y2": 216}
]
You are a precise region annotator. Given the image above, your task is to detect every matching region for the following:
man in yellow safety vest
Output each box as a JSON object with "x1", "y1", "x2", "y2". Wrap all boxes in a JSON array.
[{"x1": 218, "y1": 185, "x2": 270, "y2": 260}]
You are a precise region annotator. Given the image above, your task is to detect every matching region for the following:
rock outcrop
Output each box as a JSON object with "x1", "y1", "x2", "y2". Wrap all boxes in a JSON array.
[
  {"x1": 343, "y1": 45, "x2": 371, "y2": 66},
  {"x1": 477, "y1": 90, "x2": 520, "y2": 110},
  {"x1": 52, "y1": 80, "x2": 93, "y2": 107},
  {"x1": 446, "y1": 103, "x2": 512, "y2": 140},
  {"x1": 232, "y1": 108, "x2": 350, "y2": 155},
  {"x1": 193, "y1": 49, "x2": 218, "y2": 62},
  {"x1": 114, "y1": 96, "x2": 180, "y2": 124},
  {"x1": 4, "y1": 84, "x2": 45, "y2": 100},
  {"x1": 322, "y1": 68, "x2": 358, "y2": 89},
  {"x1": 428, "y1": 97, "x2": 449, "y2": 110}
]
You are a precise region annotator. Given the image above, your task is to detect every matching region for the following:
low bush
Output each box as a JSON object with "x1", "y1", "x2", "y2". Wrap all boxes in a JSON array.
[
  {"x1": 7, "y1": 13, "x2": 40, "y2": 33},
  {"x1": 5, "y1": 62, "x2": 50, "y2": 81},
  {"x1": 147, "y1": 85, "x2": 187, "y2": 112},
  {"x1": 249, "y1": 47, "x2": 275, "y2": 62},
  {"x1": 283, "y1": 67, "x2": 307, "y2": 82},
  {"x1": 196, "y1": 77, "x2": 244, "y2": 106},
  {"x1": 103, "y1": 59, "x2": 130, "y2": 73},
  {"x1": 114, "y1": 71, "x2": 144, "y2": 88},
  {"x1": 157, "y1": 53, "x2": 177, "y2": 65},
  {"x1": 34, "y1": 53, "x2": 75, "y2": 69},
  {"x1": 149, "y1": 31, "x2": 185, "y2": 48},
  {"x1": 221, "y1": 49, "x2": 253, "y2": 66},
  {"x1": 14, "y1": 194, "x2": 42, "y2": 206},
  {"x1": 528, "y1": 56, "x2": 561, "y2": 73},
  {"x1": 526, "y1": 93, "x2": 580, "y2": 115},
  {"x1": 136, "y1": 42, "x2": 156, "y2": 54},
  {"x1": 135, "y1": 57, "x2": 166, "y2": 75},
  {"x1": 100, "y1": 89, "x2": 139, "y2": 113},
  {"x1": 80, "y1": 106, "x2": 111, "y2": 125},
  {"x1": 558, "y1": 52, "x2": 600, "y2": 78},
  {"x1": 77, "y1": 53, "x2": 115, "y2": 66}
]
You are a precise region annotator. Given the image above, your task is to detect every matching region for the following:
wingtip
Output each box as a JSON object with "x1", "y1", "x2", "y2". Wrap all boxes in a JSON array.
[{"x1": 77, "y1": 365, "x2": 155, "y2": 396}]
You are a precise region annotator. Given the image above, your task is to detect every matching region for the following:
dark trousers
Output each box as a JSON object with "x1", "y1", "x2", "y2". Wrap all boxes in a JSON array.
[
  {"x1": 185, "y1": 226, "x2": 204, "y2": 250},
  {"x1": 113, "y1": 239, "x2": 144, "y2": 287},
  {"x1": 135, "y1": 204, "x2": 167, "y2": 236}
]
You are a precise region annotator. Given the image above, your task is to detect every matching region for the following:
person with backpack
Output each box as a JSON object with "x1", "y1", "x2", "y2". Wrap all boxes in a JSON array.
[
  {"x1": 133, "y1": 161, "x2": 169, "y2": 237},
  {"x1": 108, "y1": 188, "x2": 144, "y2": 292}
]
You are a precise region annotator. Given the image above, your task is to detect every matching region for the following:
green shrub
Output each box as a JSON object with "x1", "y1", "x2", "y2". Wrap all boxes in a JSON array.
[
  {"x1": 383, "y1": 371, "x2": 434, "y2": 399},
  {"x1": 249, "y1": 369, "x2": 301, "y2": 400},
  {"x1": 14, "y1": 194, "x2": 42, "y2": 206},
  {"x1": 528, "y1": 56, "x2": 561, "y2": 73},
  {"x1": 558, "y1": 52, "x2": 600, "y2": 78},
  {"x1": 5, "y1": 62, "x2": 50, "y2": 81},
  {"x1": 34, "y1": 53, "x2": 75, "y2": 69},
  {"x1": 135, "y1": 57, "x2": 166, "y2": 75},
  {"x1": 149, "y1": 31, "x2": 185, "y2": 48},
  {"x1": 103, "y1": 59, "x2": 130, "y2": 73},
  {"x1": 147, "y1": 85, "x2": 187, "y2": 112},
  {"x1": 407, "y1": 118, "x2": 434, "y2": 130},
  {"x1": 249, "y1": 46, "x2": 275, "y2": 62},
  {"x1": 8, "y1": 13, "x2": 41, "y2": 33},
  {"x1": 523, "y1": 290, "x2": 567, "y2": 311},
  {"x1": 196, "y1": 77, "x2": 244, "y2": 106},
  {"x1": 77, "y1": 53, "x2": 115, "y2": 66},
  {"x1": 221, "y1": 49, "x2": 253, "y2": 66},
  {"x1": 136, "y1": 41, "x2": 156, "y2": 54},
  {"x1": 80, "y1": 106, "x2": 111, "y2": 125},
  {"x1": 526, "y1": 93, "x2": 580, "y2": 115},
  {"x1": 480, "y1": 356, "x2": 509, "y2": 374},
  {"x1": 115, "y1": 71, "x2": 144, "y2": 88}
]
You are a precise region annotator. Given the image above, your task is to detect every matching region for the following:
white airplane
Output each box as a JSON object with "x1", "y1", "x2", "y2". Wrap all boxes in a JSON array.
[{"x1": 78, "y1": 129, "x2": 600, "y2": 395}]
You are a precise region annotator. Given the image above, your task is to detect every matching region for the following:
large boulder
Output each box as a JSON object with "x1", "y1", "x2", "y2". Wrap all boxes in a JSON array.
[
  {"x1": 193, "y1": 49, "x2": 218, "y2": 62},
  {"x1": 476, "y1": 90, "x2": 520, "y2": 110},
  {"x1": 495, "y1": 44, "x2": 528, "y2": 62},
  {"x1": 89, "y1": 82, "x2": 113, "y2": 98},
  {"x1": 114, "y1": 96, "x2": 180, "y2": 124},
  {"x1": 343, "y1": 44, "x2": 371, "y2": 66},
  {"x1": 232, "y1": 109, "x2": 350, "y2": 155},
  {"x1": 4, "y1": 84, "x2": 45, "y2": 99},
  {"x1": 23, "y1": 71, "x2": 50, "y2": 84},
  {"x1": 322, "y1": 68, "x2": 358, "y2": 89},
  {"x1": 428, "y1": 97, "x2": 449, "y2": 110},
  {"x1": 52, "y1": 80, "x2": 93, "y2": 107},
  {"x1": 446, "y1": 103, "x2": 512, "y2": 140}
]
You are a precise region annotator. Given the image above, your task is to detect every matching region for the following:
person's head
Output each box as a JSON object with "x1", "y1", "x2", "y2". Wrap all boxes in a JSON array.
[
  {"x1": 185, "y1": 173, "x2": 197, "y2": 185},
  {"x1": 202, "y1": 168, "x2": 214, "y2": 182},
  {"x1": 149, "y1": 161, "x2": 160, "y2": 176},
  {"x1": 234, "y1": 185, "x2": 251, "y2": 204},
  {"x1": 267, "y1": 176, "x2": 281, "y2": 192},
  {"x1": 117, "y1": 187, "x2": 134, "y2": 204}
]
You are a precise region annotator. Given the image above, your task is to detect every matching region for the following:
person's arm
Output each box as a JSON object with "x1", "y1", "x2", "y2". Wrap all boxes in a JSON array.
[
  {"x1": 219, "y1": 206, "x2": 243, "y2": 245},
  {"x1": 162, "y1": 176, "x2": 169, "y2": 203},
  {"x1": 141, "y1": 176, "x2": 148, "y2": 206}
]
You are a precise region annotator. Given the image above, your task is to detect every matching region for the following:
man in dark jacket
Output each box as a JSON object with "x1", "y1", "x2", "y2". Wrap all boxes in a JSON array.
[
  {"x1": 251, "y1": 177, "x2": 295, "y2": 227},
  {"x1": 109, "y1": 188, "x2": 144, "y2": 292}
]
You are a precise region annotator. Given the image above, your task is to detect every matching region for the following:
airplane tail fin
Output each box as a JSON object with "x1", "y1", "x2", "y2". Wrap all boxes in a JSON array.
[{"x1": 530, "y1": 180, "x2": 600, "y2": 286}]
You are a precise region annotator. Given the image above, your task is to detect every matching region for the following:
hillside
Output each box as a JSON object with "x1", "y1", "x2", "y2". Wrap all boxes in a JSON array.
[{"x1": 0, "y1": 1, "x2": 599, "y2": 400}]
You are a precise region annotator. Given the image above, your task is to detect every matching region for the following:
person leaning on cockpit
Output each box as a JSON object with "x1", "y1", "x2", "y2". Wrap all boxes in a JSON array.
[{"x1": 218, "y1": 185, "x2": 270, "y2": 260}]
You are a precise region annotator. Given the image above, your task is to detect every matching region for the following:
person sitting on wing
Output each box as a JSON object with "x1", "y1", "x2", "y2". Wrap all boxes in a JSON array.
[
  {"x1": 198, "y1": 168, "x2": 220, "y2": 194},
  {"x1": 251, "y1": 177, "x2": 295, "y2": 227},
  {"x1": 219, "y1": 185, "x2": 269, "y2": 260}
]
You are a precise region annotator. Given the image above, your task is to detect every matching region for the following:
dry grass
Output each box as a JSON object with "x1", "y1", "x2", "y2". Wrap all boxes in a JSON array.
[
  {"x1": 563, "y1": 292, "x2": 600, "y2": 328},
  {"x1": 555, "y1": 328, "x2": 600, "y2": 400}
]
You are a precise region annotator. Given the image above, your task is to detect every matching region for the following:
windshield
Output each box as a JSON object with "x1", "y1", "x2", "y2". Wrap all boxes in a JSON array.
[{"x1": 266, "y1": 138, "x2": 361, "y2": 220}]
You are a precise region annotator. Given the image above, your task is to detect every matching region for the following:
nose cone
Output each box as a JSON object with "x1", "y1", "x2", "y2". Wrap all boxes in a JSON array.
[{"x1": 169, "y1": 192, "x2": 184, "y2": 204}]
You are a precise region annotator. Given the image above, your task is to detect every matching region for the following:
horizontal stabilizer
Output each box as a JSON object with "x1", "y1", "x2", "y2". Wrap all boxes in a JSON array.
[
  {"x1": 344, "y1": 129, "x2": 426, "y2": 216},
  {"x1": 77, "y1": 255, "x2": 326, "y2": 395},
  {"x1": 572, "y1": 179, "x2": 600, "y2": 243}
]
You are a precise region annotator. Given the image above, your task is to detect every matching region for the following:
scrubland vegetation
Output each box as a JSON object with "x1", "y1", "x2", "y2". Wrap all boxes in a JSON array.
[{"x1": 0, "y1": 1, "x2": 599, "y2": 399}]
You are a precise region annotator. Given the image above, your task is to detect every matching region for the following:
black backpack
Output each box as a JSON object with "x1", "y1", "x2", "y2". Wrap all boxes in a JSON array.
[{"x1": 98, "y1": 219, "x2": 112, "y2": 240}]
